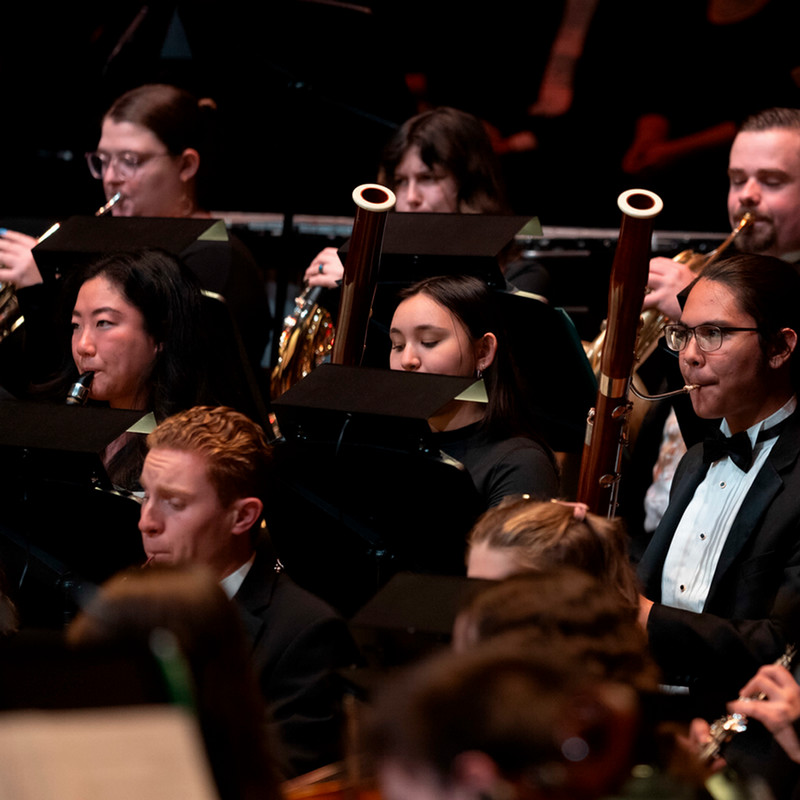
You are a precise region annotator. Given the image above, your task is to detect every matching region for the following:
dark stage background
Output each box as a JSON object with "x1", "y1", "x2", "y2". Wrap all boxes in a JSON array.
[{"x1": 3, "y1": 1, "x2": 800, "y2": 230}]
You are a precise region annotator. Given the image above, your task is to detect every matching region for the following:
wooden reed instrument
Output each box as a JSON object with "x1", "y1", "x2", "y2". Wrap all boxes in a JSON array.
[
  {"x1": 576, "y1": 189, "x2": 665, "y2": 516},
  {"x1": 331, "y1": 184, "x2": 396, "y2": 366}
]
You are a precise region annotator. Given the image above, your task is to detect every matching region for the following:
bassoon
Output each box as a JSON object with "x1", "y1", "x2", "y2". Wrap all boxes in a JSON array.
[
  {"x1": 576, "y1": 189, "x2": 695, "y2": 516},
  {"x1": 331, "y1": 184, "x2": 396, "y2": 366}
]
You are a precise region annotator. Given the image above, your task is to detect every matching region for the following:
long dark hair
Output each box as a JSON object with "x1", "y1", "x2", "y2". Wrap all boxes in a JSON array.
[
  {"x1": 379, "y1": 107, "x2": 509, "y2": 214},
  {"x1": 397, "y1": 275, "x2": 552, "y2": 454},
  {"x1": 62, "y1": 248, "x2": 210, "y2": 418}
]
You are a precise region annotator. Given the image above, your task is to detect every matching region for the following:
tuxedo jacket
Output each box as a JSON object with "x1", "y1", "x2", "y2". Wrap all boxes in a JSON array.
[
  {"x1": 637, "y1": 408, "x2": 800, "y2": 702},
  {"x1": 234, "y1": 542, "x2": 358, "y2": 778}
]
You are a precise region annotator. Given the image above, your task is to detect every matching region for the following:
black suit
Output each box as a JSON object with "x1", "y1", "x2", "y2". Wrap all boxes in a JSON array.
[
  {"x1": 234, "y1": 542, "x2": 358, "y2": 778},
  {"x1": 637, "y1": 407, "x2": 800, "y2": 706}
]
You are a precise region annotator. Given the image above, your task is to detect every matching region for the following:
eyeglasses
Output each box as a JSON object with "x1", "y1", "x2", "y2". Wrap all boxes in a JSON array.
[
  {"x1": 85, "y1": 150, "x2": 172, "y2": 180},
  {"x1": 664, "y1": 323, "x2": 760, "y2": 353}
]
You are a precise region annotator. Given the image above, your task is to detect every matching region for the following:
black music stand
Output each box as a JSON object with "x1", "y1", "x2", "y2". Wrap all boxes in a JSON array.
[
  {"x1": 349, "y1": 572, "x2": 491, "y2": 666},
  {"x1": 367, "y1": 212, "x2": 540, "y2": 287},
  {"x1": 0, "y1": 400, "x2": 148, "y2": 628},
  {"x1": 346, "y1": 213, "x2": 536, "y2": 366},
  {"x1": 269, "y1": 365, "x2": 484, "y2": 615},
  {"x1": 337, "y1": 213, "x2": 595, "y2": 452},
  {"x1": 495, "y1": 289, "x2": 597, "y2": 453},
  {"x1": 32, "y1": 216, "x2": 229, "y2": 282}
]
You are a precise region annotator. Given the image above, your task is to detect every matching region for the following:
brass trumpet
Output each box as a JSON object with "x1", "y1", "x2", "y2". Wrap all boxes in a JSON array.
[{"x1": 585, "y1": 212, "x2": 755, "y2": 378}]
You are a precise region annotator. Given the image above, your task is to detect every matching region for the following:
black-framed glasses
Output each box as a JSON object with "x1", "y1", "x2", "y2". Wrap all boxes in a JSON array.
[
  {"x1": 664, "y1": 323, "x2": 760, "y2": 353},
  {"x1": 85, "y1": 150, "x2": 172, "y2": 180}
]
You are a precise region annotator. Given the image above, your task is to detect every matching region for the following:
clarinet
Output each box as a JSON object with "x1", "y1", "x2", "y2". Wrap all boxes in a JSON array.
[
  {"x1": 700, "y1": 644, "x2": 797, "y2": 763},
  {"x1": 65, "y1": 371, "x2": 94, "y2": 406}
]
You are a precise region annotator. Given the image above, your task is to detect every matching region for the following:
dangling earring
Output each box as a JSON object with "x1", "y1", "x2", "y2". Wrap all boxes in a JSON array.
[{"x1": 476, "y1": 364, "x2": 484, "y2": 379}]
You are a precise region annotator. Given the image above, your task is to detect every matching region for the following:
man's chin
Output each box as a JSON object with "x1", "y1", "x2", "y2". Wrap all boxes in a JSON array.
[{"x1": 736, "y1": 227, "x2": 775, "y2": 255}]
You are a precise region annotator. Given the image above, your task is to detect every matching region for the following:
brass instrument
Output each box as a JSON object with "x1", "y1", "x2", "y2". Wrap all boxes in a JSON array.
[
  {"x1": 0, "y1": 192, "x2": 122, "y2": 343},
  {"x1": 270, "y1": 184, "x2": 396, "y2": 397},
  {"x1": 576, "y1": 189, "x2": 695, "y2": 516},
  {"x1": 270, "y1": 286, "x2": 335, "y2": 399},
  {"x1": 585, "y1": 212, "x2": 755, "y2": 376}
]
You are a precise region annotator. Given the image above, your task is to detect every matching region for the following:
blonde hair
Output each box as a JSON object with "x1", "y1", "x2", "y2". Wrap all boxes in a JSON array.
[{"x1": 467, "y1": 497, "x2": 640, "y2": 609}]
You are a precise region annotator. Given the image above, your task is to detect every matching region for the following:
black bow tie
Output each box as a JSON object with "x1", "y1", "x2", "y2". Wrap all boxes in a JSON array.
[
  {"x1": 703, "y1": 419, "x2": 788, "y2": 472},
  {"x1": 703, "y1": 430, "x2": 753, "y2": 471}
]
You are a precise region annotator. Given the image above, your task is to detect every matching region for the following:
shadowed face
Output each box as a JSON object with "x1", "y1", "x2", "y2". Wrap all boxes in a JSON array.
[
  {"x1": 97, "y1": 118, "x2": 194, "y2": 217},
  {"x1": 393, "y1": 146, "x2": 459, "y2": 213},
  {"x1": 139, "y1": 448, "x2": 253, "y2": 578}
]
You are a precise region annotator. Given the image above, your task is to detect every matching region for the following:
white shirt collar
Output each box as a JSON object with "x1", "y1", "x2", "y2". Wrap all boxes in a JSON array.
[
  {"x1": 720, "y1": 395, "x2": 796, "y2": 445},
  {"x1": 219, "y1": 554, "x2": 256, "y2": 599}
]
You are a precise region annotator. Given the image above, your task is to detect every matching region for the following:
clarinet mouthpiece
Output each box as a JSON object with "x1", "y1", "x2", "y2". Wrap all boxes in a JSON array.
[{"x1": 66, "y1": 371, "x2": 94, "y2": 405}]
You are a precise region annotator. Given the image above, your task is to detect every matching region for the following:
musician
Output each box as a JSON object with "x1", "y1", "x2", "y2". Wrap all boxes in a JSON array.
[
  {"x1": 465, "y1": 497, "x2": 640, "y2": 610},
  {"x1": 365, "y1": 637, "x2": 640, "y2": 800},
  {"x1": 0, "y1": 83, "x2": 270, "y2": 371},
  {"x1": 644, "y1": 107, "x2": 800, "y2": 323},
  {"x1": 66, "y1": 564, "x2": 283, "y2": 800},
  {"x1": 304, "y1": 106, "x2": 549, "y2": 296},
  {"x1": 452, "y1": 568, "x2": 657, "y2": 689},
  {"x1": 138, "y1": 405, "x2": 358, "y2": 778},
  {"x1": 57, "y1": 248, "x2": 211, "y2": 490},
  {"x1": 637, "y1": 254, "x2": 800, "y2": 707},
  {"x1": 632, "y1": 107, "x2": 800, "y2": 537},
  {"x1": 388, "y1": 274, "x2": 558, "y2": 509}
]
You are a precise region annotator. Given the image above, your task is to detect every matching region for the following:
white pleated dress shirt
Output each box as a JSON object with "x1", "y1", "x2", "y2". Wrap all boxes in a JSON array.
[{"x1": 661, "y1": 396, "x2": 796, "y2": 612}]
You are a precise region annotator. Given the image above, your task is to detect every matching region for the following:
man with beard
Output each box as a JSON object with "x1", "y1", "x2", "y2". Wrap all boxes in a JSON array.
[
  {"x1": 644, "y1": 107, "x2": 800, "y2": 321},
  {"x1": 631, "y1": 108, "x2": 800, "y2": 537}
]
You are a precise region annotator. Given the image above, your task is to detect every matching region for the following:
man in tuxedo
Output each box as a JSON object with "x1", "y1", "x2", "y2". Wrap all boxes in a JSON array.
[
  {"x1": 629, "y1": 107, "x2": 800, "y2": 540},
  {"x1": 637, "y1": 253, "x2": 800, "y2": 709},
  {"x1": 138, "y1": 405, "x2": 357, "y2": 777}
]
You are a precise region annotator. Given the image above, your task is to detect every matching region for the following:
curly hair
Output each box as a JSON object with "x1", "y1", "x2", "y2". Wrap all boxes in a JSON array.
[{"x1": 147, "y1": 405, "x2": 272, "y2": 508}]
